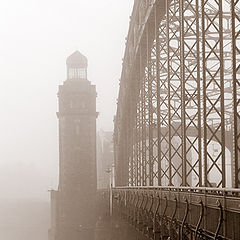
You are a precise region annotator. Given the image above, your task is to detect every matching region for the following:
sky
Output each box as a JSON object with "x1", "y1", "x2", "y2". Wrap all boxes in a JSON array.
[{"x1": 0, "y1": 0, "x2": 134, "y2": 200}]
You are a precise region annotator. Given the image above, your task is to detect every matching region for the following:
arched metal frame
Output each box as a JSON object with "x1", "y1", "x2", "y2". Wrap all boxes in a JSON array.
[{"x1": 114, "y1": 0, "x2": 240, "y2": 188}]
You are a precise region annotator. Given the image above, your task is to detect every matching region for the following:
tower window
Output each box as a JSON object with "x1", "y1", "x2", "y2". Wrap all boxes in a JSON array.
[
  {"x1": 69, "y1": 68, "x2": 86, "y2": 79},
  {"x1": 78, "y1": 68, "x2": 86, "y2": 78}
]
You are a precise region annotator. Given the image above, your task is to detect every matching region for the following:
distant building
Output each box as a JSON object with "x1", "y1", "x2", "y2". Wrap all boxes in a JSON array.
[
  {"x1": 97, "y1": 131, "x2": 114, "y2": 189},
  {"x1": 49, "y1": 51, "x2": 97, "y2": 240}
]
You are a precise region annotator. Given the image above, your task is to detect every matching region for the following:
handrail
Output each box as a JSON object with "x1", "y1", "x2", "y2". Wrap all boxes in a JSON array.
[{"x1": 114, "y1": 186, "x2": 240, "y2": 194}]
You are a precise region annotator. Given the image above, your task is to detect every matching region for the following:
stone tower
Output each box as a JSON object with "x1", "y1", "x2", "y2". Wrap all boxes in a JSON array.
[{"x1": 56, "y1": 51, "x2": 97, "y2": 240}]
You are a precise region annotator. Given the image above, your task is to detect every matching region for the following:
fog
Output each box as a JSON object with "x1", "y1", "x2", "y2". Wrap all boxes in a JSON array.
[{"x1": 0, "y1": 0, "x2": 133, "y2": 239}]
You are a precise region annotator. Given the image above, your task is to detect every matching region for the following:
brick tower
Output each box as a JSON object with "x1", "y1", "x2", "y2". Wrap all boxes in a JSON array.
[{"x1": 56, "y1": 51, "x2": 97, "y2": 240}]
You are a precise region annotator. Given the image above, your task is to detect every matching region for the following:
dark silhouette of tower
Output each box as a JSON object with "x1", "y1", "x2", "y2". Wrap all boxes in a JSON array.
[{"x1": 55, "y1": 51, "x2": 97, "y2": 240}]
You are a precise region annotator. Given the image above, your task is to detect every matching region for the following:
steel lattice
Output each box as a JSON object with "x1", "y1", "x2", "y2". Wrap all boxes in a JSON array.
[{"x1": 114, "y1": 0, "x2": 240, "y2": 189}]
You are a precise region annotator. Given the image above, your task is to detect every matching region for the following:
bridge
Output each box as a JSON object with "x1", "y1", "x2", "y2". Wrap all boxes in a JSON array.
[{"x1": 97, "y1": 0, "x2": 240, "y2": 239}]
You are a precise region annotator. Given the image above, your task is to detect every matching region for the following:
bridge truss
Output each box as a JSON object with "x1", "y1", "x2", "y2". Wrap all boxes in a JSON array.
[
  {"x1": 114, "y1": 0, "x2": 240, "y2": 189},
  {"x1": 110, "y1": 0, "x2": 240, "y2": 239}
]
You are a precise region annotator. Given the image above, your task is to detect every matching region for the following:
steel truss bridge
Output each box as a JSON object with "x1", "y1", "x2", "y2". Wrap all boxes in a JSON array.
[{"x1": 99, "y1": 0, "x2": 240, "y2": 239}]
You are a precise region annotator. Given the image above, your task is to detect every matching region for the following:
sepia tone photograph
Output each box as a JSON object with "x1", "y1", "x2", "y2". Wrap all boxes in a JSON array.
[{"x1": 0, "y1": 0, "x2": 240, "y2": 240}]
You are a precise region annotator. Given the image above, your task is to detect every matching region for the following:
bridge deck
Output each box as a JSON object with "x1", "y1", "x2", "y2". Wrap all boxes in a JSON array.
[{"x1": 97, "y1": 187, "x2": 240, "y2": 239}]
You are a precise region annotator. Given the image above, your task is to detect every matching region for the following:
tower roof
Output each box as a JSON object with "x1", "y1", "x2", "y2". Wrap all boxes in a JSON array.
[{"x1": 66, "y1": 51, "x2": 88, "y2": 67}]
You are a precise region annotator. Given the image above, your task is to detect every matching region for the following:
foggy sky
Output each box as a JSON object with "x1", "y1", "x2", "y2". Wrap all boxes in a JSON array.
[{"x1": 0, "y1": 0, "x2": 133, "y2": 200}]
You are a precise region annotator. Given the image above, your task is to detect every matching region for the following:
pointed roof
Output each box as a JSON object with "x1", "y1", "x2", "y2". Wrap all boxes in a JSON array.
[{"x1": 66, "y1": 51, "x2": 88, "y2": 67}]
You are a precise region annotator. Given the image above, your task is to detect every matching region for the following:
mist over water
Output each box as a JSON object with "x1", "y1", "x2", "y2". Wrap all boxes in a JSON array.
[{"x1": 0, "y1": 0, "x2": 133, "y2": 239}]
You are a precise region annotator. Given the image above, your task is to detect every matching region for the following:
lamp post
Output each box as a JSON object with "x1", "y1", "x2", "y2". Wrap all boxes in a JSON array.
[
  {"x1": 111, "y1": 163, "x2": 115, "y2": 188},
  {"x1": 106, "y1": 167, "x2": 113, "y2": 217}
]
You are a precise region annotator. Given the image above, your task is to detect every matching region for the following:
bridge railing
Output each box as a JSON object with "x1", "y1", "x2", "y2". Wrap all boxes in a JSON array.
[{"x1": 108, "y1": 187, "x2": 240, "y2": 239}]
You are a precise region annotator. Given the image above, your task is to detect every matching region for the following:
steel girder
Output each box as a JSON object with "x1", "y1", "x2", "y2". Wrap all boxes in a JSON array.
[
  {"x1": 231, "y1": 0, "x2": 240, "y2": 188},
  {"x1": 114, "y1": 0, "x2": 240, "y2": 188}
]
